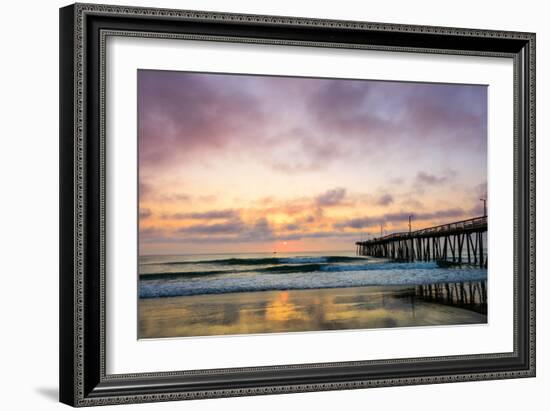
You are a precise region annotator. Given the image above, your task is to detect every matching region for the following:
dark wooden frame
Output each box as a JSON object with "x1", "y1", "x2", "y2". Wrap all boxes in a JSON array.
[{"x1": 60, "y1": 3, "x2": 536, "y2": 407}]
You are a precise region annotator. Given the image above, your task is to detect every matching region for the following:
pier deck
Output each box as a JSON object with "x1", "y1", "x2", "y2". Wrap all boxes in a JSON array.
[{"x1": 355, "y1": 216, "x2": 487, "y2": 267}]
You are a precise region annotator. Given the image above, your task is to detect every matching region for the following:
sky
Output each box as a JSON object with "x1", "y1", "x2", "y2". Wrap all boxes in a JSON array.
[{"x1": 138, "y1": 70, "x2": 487, "y2": 255}]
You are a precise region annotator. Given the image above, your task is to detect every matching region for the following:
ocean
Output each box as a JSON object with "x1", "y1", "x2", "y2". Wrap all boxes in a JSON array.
[{"x1": 139, "y1": 251, "x2": 488, "y2": 299}]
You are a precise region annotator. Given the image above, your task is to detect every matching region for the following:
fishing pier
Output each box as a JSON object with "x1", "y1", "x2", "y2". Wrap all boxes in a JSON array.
[{"x1": 355, "y1": 216, "x2": 487, "y2": 267}]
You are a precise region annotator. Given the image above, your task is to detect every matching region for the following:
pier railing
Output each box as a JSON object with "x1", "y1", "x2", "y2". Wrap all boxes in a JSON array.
[{"x1": 359, "y1": 216, "x2": 487, "y2": 243}]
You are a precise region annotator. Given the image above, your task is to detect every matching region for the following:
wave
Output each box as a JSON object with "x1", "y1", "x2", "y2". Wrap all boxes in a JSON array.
[
  {"x1": 140, "y1": 261, "x2": 442, "y2": 281},
  {"x1": 140, "y1": 270, "x2": 232, "y2": 281},
  {"x1": 140, "y1": 264, "x2": 324, "y2": 281},
  {"x1": 139, "y1": 270, "x2": 488, "y2": 298},
  {"x1": 257, "y1": 261, "x2": 439, "y2": 274},
  {"x1": 321, "y1": 261, "x2": 438, "y2": 272},
  {"x1": 141, "y1": 255, "x2": 368, "y2": 267}
]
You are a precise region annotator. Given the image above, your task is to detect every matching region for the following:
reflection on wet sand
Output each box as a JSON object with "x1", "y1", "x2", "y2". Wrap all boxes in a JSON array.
[
  {"x1": 139, "y1": 282, "x2": 487, "y2": 338},
  {"x1": 415, "y1": 281, "x2": 487, "y2": 314}
]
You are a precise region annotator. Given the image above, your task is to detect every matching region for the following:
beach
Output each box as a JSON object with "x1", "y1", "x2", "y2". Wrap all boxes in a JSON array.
[{"x1": 139, "y1": 284, "x2": 487, "y2": 339}]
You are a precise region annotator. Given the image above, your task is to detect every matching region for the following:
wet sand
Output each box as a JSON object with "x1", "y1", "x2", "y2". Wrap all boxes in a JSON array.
[{"x1": 139, "y1": 285, "x2": 487, "y2": 339}]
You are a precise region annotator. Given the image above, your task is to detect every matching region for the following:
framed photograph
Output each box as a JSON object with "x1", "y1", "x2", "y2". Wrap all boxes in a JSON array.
[{"x1": 59, "y1": 3, "x2": 535, "y2": 407}]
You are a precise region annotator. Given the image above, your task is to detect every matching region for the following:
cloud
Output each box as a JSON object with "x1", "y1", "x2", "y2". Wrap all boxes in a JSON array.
[
  {"x1": 138, "y1": 70, "x2": 266, "y2": 168},
  {"x1": 384, "y1": 208, "x2": 465, "y2": 223},
  {"x1": 307, "y1": 80, "x2": 487, "y2": 154},
  {"x1": 304, "y1": 215, "x2": 316, "y2": 223},
  {"x1": 334, "y1": 217, "x2": 371, "y2": 230},
  {"x1": 315, "y1": 187, "x2": 347, "y2": 207},
  {"x1": 257, "y1": 198, "x2": 311, "y2": 216},
  {"x1": 139, "y1": 226, "x2": 166, "y2": 240},
  {"x1": 141, "y1": 228, "x2": 361, "y2": 245},
  {"x1": 353, "y1": 192, "x2": 397, "y2": 208},
  {"x1": 333, "y1": 207, "x2": 467, "y2": 231},
  {"x1": 139, "y1": 179, "x2": 191, "y2": 203},
  {"x1": 400, "y1": 84, "x2": 487, "y2": 149},
  {"x1": 419, "y1": 208, "x2": 465, "y2": 220},
  {"x1": 376, "y1": 194, "x2": 394, "y2": 206},
  {"x1": 163, "y1": 209, "x2": 238, "y2": 220},
  {"x1": 139, "y1": 208, "x2": 152, "y2": 219},
  {"x1": 139, "y1": 71, "x2": 487, "y2": 177},
  {"x1": 275, "y1": 231, "x2": 360, "y2": 242},
  {"x1": 162, "y1": 193, "x2": 192, "y2": 202},
  {"x1": 308, "y1": 80, "x2": 389, "y2": 139},
  {"x1": 265, "y1": 128, "x2": 346, "y2": 174},
  {"x1": 284, "y1": 223, "x2": 301, "y2": 231},
  {"x1": 246, "y1": 218, "x2": 274, "y2": 241},
  {"x1": 141, "y1": 202, "x2": 472, "y2": 246},
  {"x1": 178, "y1": 219, "x2": 246, "y2": 235},
  {"x1": 381, "y1": 211, "x2": 416, "y2": 222},
  {"x1": 138, "y1": 71, "x2": 487, "y2": 202},
  {"x1": 388, "y1": 178, "x2": 404, "y2": 185},
  {"x1": 172, "y1": 216, "x2": 274, "y2": 241},
  {"x1": 415, "y1": 172, "x2": 449, "y2": 185},
  {"x1": 399, "y1": 198, "x2": 424, "y2": 210},
  {"x1": 139, "y1": 181, "x2": 153, "y2": 200}
]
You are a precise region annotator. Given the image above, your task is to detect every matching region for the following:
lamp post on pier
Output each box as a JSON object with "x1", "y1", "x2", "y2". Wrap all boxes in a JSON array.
[
  {"x1": 480, "y1": 198, "x2": 487, "y2": 217},
  {"x1": 408, "y1": 214, "x2": 414, "y2": 261}
]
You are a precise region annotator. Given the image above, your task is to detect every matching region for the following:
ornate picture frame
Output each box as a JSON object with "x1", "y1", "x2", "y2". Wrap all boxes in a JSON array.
[{"x1": 59, "y1": 3, "x2": 535, "y2": 407}]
